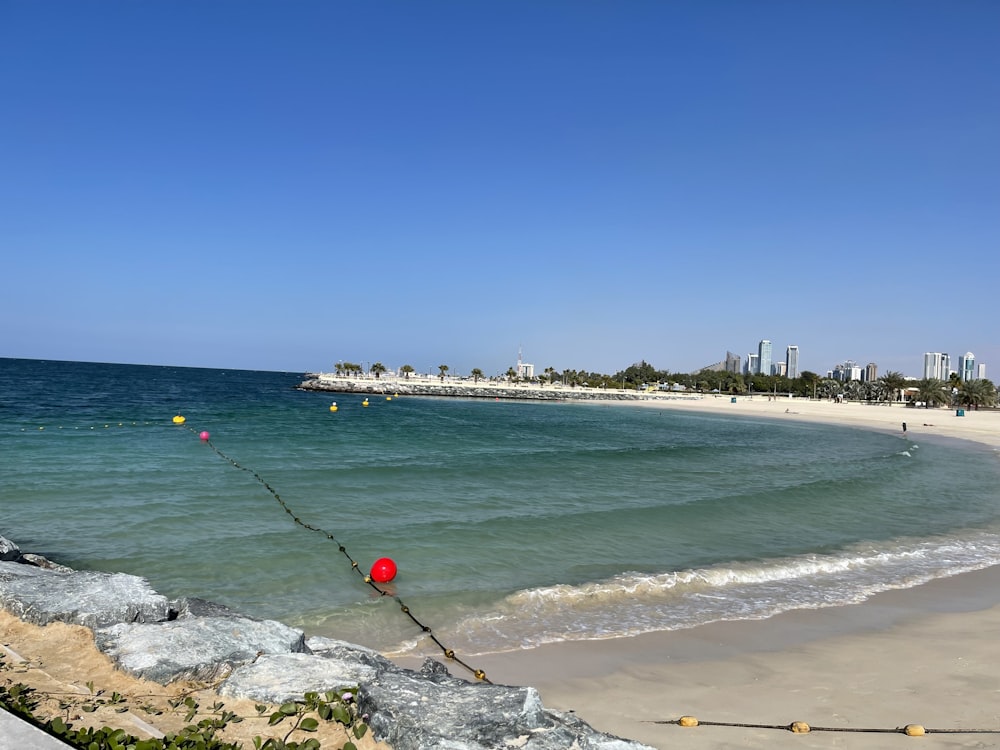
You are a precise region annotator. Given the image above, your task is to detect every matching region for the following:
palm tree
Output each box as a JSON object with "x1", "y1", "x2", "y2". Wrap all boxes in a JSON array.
[
  {"x1": 438, "y1": 364, "x2": 449, "y2": 382},
  {"x1": 799, "y1": 371, "x2": 821, "y2": 400},
  {"x1": 470, "y1": 368, "x2": 484, "y2": 383},
  {"x1": 334, "y1": 362, "x2": 345, "y2": 376},
  {"x1": 505, "y1": 367, "x2": 518, "y2": 383},
  {"x1": 958, "y1": 379, "x2": 997, "y2": 410},
  {"x1": 915, "y1": 378, "x2": 949, "y2": 408},
  {"x1": 842, "y1": 380, "x2": 865, "y2": 402},
  {"x1": 543, "y1": 366, "x2": 556, "y2": 386},
  {"x1": 879, "y1": 371, "x2": 907, "y2": 404},
  {"x1": 817, "y1": 378, "x2": 842, "y2": 400},
  {"x1": 370, "y1": 362, "x2": 387, "y2": 379},
  {"x1": 400, "y1": 364, "x2": 414, "y2": 379}
]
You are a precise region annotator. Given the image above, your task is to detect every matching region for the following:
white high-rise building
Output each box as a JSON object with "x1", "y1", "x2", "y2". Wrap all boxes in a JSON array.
[
  {"x1": 923, "y1": 352, "x2": 950, "y2": 380},
  {"x1": 977, "y1": 363, "x2": 987, "y2": 380},
  {"x1": 758, "y1": 340, "x2": 772, "y2": 376},
  {"x1": 960, "y1": 352, "x2": 976, "y2": 381},
  {"x1": 785, "y1": 345, "x2": 799, "y2": 379},
  {"x1": 747, "y1": 354, "x2": 759, "y2": 376}
]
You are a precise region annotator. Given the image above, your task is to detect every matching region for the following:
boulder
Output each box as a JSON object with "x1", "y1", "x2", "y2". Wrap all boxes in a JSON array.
[
  {"x1": 0, "y1": 562, "x2": 171, "y2": 628},
  {"x1": 0, "y1": 535, "x2": 20, "y2": 561},
  {"x1": 1, "y1": 536, "x2": 655, "y2": 749},
  {"x1": 358, "y1": 659, "x2": 653, "y2": 750},
  {"x1": 96, "y1": 615, "x2": 310, "y2": 684}
]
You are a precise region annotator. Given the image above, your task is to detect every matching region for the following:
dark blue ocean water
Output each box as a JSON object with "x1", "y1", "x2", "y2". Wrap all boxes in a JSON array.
[{"x1": 3, "y1": 358, "x2": 1000, "y2": 657}]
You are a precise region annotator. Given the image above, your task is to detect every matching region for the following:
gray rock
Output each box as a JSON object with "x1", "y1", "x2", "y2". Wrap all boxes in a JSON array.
[
  {"x1": 0, "y1": 536, "x2": 20, "y2": 561},
  {"x1": 305, "y1": 635, "x2": 395, "y2": 669},
  {"x1": 170, "y1": 596, "x2": 243, "y2": 618},
  {"x1": 1, "y1": 536, "x2": 655, "y2": 748},
  {"x1": 358, "y1": 659, "x2": 654, "y2": 750},
  {"x1": 19, "y1": 553, "x2": 74, "y2": 572},
  {"x1": 96, "y1": 615, "x2": 309, "y2": 684},
  {"x1": 0, "y1": 562, "x2": 170, "y2": 627},
  {"x1": 220, "y1": 650, "x2": 384, "y2": 703}
]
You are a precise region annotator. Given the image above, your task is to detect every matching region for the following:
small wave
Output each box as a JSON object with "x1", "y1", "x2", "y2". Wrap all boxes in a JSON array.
[{"x1": 404, "y1": 530, "x2": 1000, "y2": 655}]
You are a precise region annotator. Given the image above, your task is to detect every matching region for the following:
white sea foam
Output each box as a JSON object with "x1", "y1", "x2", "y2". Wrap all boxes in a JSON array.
[{"x1": 422, "y1": 530, "x2": 1000, "y2": 655}]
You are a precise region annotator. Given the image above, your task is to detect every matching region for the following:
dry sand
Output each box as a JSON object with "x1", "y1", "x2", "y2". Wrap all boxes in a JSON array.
[
  {"x1": 3, "y1": 397, "x2": 998, "y2": 749},
  {"x1": 478, "y1": 397, "x2": 1000, "y2": 749},
  {"x1": 0, "y1": 610, "x2": 387, "y2": 749}
]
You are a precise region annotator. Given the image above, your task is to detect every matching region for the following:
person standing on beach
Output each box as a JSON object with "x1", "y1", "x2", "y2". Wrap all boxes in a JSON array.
[{"x1": 902, "y1": 422, "x2": 907, "y2": 435}]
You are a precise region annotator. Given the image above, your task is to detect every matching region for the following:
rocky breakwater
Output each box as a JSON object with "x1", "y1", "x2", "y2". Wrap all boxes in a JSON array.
[
  {"x1": 0, "y1": 534, "x2": 653, "y2": 750},
  {"x1": 298, "y1": 374, "x2": 675, "y2": 403}
]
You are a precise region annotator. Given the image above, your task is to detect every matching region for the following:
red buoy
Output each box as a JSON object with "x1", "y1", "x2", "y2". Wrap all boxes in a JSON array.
[
  {"x1": 199, "y1": 431, "x2": 210, "y2": 441},
  {"x1": 370, "y1": 557, "x2": 397, "y2": 583}
]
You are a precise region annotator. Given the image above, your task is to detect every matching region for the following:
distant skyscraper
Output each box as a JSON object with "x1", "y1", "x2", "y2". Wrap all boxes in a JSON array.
[
  {"x1": 960, "y1": 352, "x2": 976, "y2": 382},
  {"x1": 924, "y1": 352, "x2": 950, "y2": 380},
  {"x1": 747, "y1": 354, "x2": 759, "y2": 376},
  {"x1": 923, "y1": 352, "x2": 938, "y2": 379},
  {"x1": 864, "y1": 363, "x2": 878, "y2": 382},
  {"x1": 785, "y1": 345, "x2": 799, "y2": 379},
  {"x1": 774, "y1": 362, "x2": 787, "y2": 376},
  {"x1": 758, "y1": 340, "x2": 772, "y2": 376},
  {"x1": 725, "y1": 351, "x2": 742, "y2": 374},
  {"x1": 977, "y1": 363, "x2": 987, "y2": 380}
]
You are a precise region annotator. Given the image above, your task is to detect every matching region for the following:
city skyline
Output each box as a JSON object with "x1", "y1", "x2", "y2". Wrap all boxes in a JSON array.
[{"x1": 3, "y1": 3, "x2": 997, "y2": 378}]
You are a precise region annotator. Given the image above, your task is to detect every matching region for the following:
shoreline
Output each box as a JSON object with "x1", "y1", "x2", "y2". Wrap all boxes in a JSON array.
[
  {"x1": 467, "y1": 566, "x2": 1000, "y2": 748},
  {"x1": 477, "y1": 397, "x2": 1000, "y2": 748}
]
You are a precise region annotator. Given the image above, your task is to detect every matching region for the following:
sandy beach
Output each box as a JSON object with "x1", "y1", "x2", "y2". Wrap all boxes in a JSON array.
[
  {"x1": 478, "y1": 397, "x2": 1000, "y2": 749},
  {"x1": 4, "y1": 396, "x2": 999, "y2": 749}
]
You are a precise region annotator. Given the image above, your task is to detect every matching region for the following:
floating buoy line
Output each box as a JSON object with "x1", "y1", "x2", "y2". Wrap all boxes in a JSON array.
[
  {"x1": 653, "y1": 716, "x2": 1000, "y2": 736},
  {"x1": 171, "y1": 415, "x2": 491, "y2": 684}
]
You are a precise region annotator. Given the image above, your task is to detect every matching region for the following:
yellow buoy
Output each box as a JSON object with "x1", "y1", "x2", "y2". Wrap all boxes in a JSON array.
[
  {"x1": 903, "y1": 724, "x2": 926, "y2": 736},
  {"x1": 362, "y1": 399, "x2": 369, "y2": 407},
  {"x1": 330, "y1": 402, "x2": 338, "y2": 412},
  {"x1": 789, "y1": 722, "x2": 811, "y2": 734},
  {"x1": 172, "y1": 415, "x2": 186, "y2": 424},
  {"x1": 386, "y1": 396, "x2": 392, "y2": 401},
  {"x1": 678, "y1": 716, "x2": 699, "y2": 727}
]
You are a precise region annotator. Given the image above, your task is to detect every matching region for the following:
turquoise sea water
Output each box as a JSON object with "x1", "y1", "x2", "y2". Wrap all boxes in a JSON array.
[{"x1": 3, "y1": 358, "x2": 1000, "y2": 659}]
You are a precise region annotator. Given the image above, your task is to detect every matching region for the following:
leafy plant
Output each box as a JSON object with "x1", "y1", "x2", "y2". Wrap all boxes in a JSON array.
[{"x1": 0, "y1": 658, "x2": 368, "y2": 750}]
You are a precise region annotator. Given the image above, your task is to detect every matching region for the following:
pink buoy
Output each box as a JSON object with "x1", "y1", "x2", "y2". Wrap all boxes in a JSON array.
[
  {"x1": 199, "y1": 431, "x2": 210, "y2": 441},
  {"x1": 370, "y1": 557, "x2": 397, "y2": 583}
]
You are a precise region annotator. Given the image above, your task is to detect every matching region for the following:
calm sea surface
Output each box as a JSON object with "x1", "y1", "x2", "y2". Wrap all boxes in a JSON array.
[{"x1": 3, "y1": 358, "x2": 1000, "y2": 658}]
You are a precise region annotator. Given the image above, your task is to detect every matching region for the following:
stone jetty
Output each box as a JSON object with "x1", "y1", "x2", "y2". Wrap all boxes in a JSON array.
[{"x1": 298, "y1": 373, "x2": 699, "y2": 404}]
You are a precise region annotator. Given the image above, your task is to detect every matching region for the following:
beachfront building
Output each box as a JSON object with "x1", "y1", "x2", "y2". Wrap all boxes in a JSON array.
[
  {"x1": 785, "y1": 345, "x2": 799, "y2": 379},
  {"x1": 923, "y1": 352, "x2": 951, "y2": 380},
  {"x1": 978, "y1": 363, "x2": 987, "y2": 380},
  {"x1": 863, "y1": 363, "x2": 878, "y2": 382},
  {"x1": 773, "y1": 362, "x2": 787, "y2": 376},
  {"x1": 746, "y1": 354, "x2": 759, "y2": 376},
  {"x1": 757, "y1": 340, "x2": 772, "y2": 376},
  {"x1": 960, "y1": 352, "x2": 976, "y2": 381}
]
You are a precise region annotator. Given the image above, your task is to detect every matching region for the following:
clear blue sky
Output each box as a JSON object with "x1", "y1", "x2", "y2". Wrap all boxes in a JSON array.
[{"x1": 3, "y1": 1, "x2": 997, "y2": 379}]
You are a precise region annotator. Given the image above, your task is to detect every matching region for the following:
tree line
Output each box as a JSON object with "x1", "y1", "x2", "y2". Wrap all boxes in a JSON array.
[{"x1": 329, "y1": 360, "x2": 997, "y2": 409}]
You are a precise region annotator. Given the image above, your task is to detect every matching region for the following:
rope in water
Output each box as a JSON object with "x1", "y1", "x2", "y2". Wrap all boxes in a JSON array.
[
  {"x1": 652, "y1": 717, "x2": 1000, "y2": 735},
  {"x1": 181, "y1": 421, "x2": 491, "y2": 684}
]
